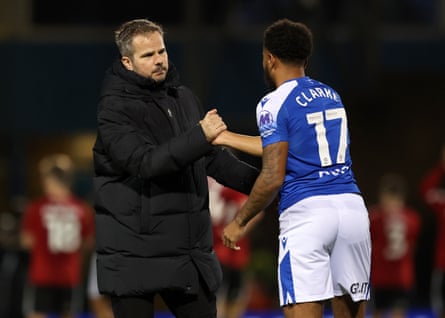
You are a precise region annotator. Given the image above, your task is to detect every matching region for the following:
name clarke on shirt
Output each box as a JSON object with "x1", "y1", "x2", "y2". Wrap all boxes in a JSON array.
[{"x1": 295, "y1": 87, "x2": 340, "y2": 107}]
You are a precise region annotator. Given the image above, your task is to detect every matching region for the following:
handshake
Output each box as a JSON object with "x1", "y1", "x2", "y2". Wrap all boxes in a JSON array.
[
  {"x1": 200, "y1": 109, "x2": 262, "y2": 157},
  {"x1": 199, "y1": 109, "x2": 228, "y2": 144}
]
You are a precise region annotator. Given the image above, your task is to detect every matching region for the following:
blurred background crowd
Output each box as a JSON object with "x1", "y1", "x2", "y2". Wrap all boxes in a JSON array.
[{"x1": 0, "y1": 0, "x2": 444, "y2": 317}]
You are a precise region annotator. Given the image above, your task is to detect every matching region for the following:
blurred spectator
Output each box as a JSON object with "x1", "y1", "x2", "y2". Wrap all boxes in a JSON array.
[
  {"x1": 0, "y1": 197, "x2": 28, "y2": 318},
  {"x1": 87, "y1": 252, "x2": 114, "y2": 318},
  {"x1": 20, "y1": 154, "x2": 94, "y2": 318},
  {"x1": 208, "y1": 176, "x2": 262, "y2": 318},
  {"x1": 420, "y1": 143, "x2": 445, "y2": 318},
  {"x1": 369, "y1": 173, "x2": 421, "y2": 318}
]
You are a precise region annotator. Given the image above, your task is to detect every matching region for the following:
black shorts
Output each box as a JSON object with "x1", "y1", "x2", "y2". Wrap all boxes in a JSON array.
[
  {"x1": 28, "y1": 286, "x2": 76, "y2": 314},
  {"x1": 372, "y1": 287, "x2": 412, "y2": 311},
  {"x1": 431, "y1": 269, "x2": 445, "y2": 313},
  {"x1": 219, "y1": 265, "x2": 244, "y2": 302}
]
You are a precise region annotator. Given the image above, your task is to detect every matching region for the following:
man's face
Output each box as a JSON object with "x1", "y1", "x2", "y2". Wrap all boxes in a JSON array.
[
  {"x1": 262, "y1": 49, "x2": 276, "y2": 90},
  {"x1": 122, "y1": 31, "x2": 169, "y2": 82}
]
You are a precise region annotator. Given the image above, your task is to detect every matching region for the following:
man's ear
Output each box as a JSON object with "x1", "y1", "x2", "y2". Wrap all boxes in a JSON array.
[
  {"x1": 268, "y1": 53, "x2": 276, "y2": 69},
  {"x1": 121, "y1": 56, "x2": 133, "y2": 71}
]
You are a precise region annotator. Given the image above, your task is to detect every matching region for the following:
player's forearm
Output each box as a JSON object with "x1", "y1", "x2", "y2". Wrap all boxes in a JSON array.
[
  {"x1": 214, "y1": 131, "x2": 262, "y2": 157},
  {"x1": 235, "y1": 141, "x2": 286, "y2": 226},
  {"x1": 235, "y1": 168, "x2": 281, "y2": 227}
]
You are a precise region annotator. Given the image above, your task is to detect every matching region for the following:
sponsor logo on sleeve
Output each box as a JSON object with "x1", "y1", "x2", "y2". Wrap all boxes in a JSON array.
[{"x1": 259, "y1": 110, "x2": 275, "y2": 138}]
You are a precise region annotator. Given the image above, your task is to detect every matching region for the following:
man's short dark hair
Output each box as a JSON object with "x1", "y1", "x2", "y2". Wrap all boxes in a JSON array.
[
  {"x1": 115, "y1": 19, "x2": 164, "y2": 57},
  {"x1": 263, "y1": 19, "x2": 313, "y2": 66}
]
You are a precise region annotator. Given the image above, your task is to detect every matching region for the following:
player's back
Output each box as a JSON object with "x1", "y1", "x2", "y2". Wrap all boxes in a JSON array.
[{"x1": 257, "y1": 77, "x2": 360, "y2": 211}]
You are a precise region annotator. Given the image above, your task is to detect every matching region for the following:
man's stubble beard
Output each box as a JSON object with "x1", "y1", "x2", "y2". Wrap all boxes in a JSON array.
[{"x1": 263, "y1": 65, "x2": 276, "y2": 91}]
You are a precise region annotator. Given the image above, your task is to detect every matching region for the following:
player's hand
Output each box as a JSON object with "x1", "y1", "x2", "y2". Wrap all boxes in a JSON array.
[
  {"x1": 199, "y1": 109, "x2": 227, "y2": 142},
  {"x1": 222, "y1": 219, "x2": 246, "y2": 250}
]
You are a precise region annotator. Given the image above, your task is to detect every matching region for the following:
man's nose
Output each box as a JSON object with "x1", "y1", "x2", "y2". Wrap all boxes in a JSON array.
[{"x1": 154, "y1": 54, "x2": 164, "y2": 65}]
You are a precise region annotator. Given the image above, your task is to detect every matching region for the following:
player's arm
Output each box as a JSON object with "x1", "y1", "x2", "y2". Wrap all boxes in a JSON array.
[
  {"x1": 20, "y1": 230, "x2": 34, "y2": 249},
  {"x1": 222, "y1": 141, "x2": 287, "y2": 250},
  {"x1": 20, "y1": 205, "x2": 35, "y2": 250},
  {"x1": 244, "y1": 210, "x2": 265, "y2": 235},
  {"x1": 212, "y1": 130, "x2": 262, "y2": 157},
  {"x1": 234, "y1": 195, "x2": 265, "y2": 235}
]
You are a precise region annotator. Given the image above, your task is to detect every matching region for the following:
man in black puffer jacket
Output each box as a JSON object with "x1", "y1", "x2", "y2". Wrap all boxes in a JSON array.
[{"x1": 92, "y1": 19, "x2": 259, "y2": 318}]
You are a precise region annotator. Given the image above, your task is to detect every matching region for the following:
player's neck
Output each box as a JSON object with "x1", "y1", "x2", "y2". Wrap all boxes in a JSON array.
[
  {"x1": 46, "y1": 189, "x2": 72, "y2": 202},
  {"x1": 275, "y1": 66, "x2": 306, "y2": 87}
]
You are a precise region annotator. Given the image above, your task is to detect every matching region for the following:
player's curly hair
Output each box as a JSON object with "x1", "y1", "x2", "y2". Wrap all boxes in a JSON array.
[
  {"x1": 114, "y1": 19, "x2": 164, "y2": 57},
  {"x1": 263, "y1": 19, "x2": 313, "y2": 66}
]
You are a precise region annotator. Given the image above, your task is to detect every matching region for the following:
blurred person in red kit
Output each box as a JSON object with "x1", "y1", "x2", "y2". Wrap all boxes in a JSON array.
[
  {"x1": 420, "y1": 142, "x2": 445, "y2": 318},
  {"x1": 369, "y1": 173, "x2": 421, "y2": 318},
  {"x1": 208, "y1": 177, "x2": 263, "y2": 318},
  {"x1": 20, "y1": 154, "x2": 95, "y2": 318}
]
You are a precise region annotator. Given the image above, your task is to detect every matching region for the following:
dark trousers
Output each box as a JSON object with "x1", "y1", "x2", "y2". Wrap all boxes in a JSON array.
[{"x1": 110, "y1": 278, "x2": 217, "y2": 318}]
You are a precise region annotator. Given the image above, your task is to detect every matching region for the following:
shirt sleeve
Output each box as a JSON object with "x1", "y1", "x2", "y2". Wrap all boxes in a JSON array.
[
  {"x1": 257, "y1": 94, "x2": 289, "y2": 148},
  {"x1": 97, "y1": 98, "x2": 213, "y2": 179}
]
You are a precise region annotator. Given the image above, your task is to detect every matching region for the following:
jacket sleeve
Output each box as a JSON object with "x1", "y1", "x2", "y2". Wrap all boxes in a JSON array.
[
  {"x1": 206, "y1": 147, "x2": 259, "y2": 195},
  {"x1": 97, "y1": 102, "x2": 213, "y2": 179}
]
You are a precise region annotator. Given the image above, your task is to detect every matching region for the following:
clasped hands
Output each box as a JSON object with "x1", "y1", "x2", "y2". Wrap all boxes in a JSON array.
[
  {"x1": 200, "y1": 109, "x2": 245, "y2": 250},
  {"x1": 199, "y1": 109, "x2": 227, "y2": 142}
]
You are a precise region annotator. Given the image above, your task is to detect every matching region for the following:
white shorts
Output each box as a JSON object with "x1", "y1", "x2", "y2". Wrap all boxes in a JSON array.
[{"x1": 278, "y1": 193, "x2": 371, "y2": 306}]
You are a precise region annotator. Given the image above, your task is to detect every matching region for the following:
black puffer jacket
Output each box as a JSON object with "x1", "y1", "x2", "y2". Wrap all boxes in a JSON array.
[{"x1": 93, "y1": 59, "x2": 259, "y2": 296}]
